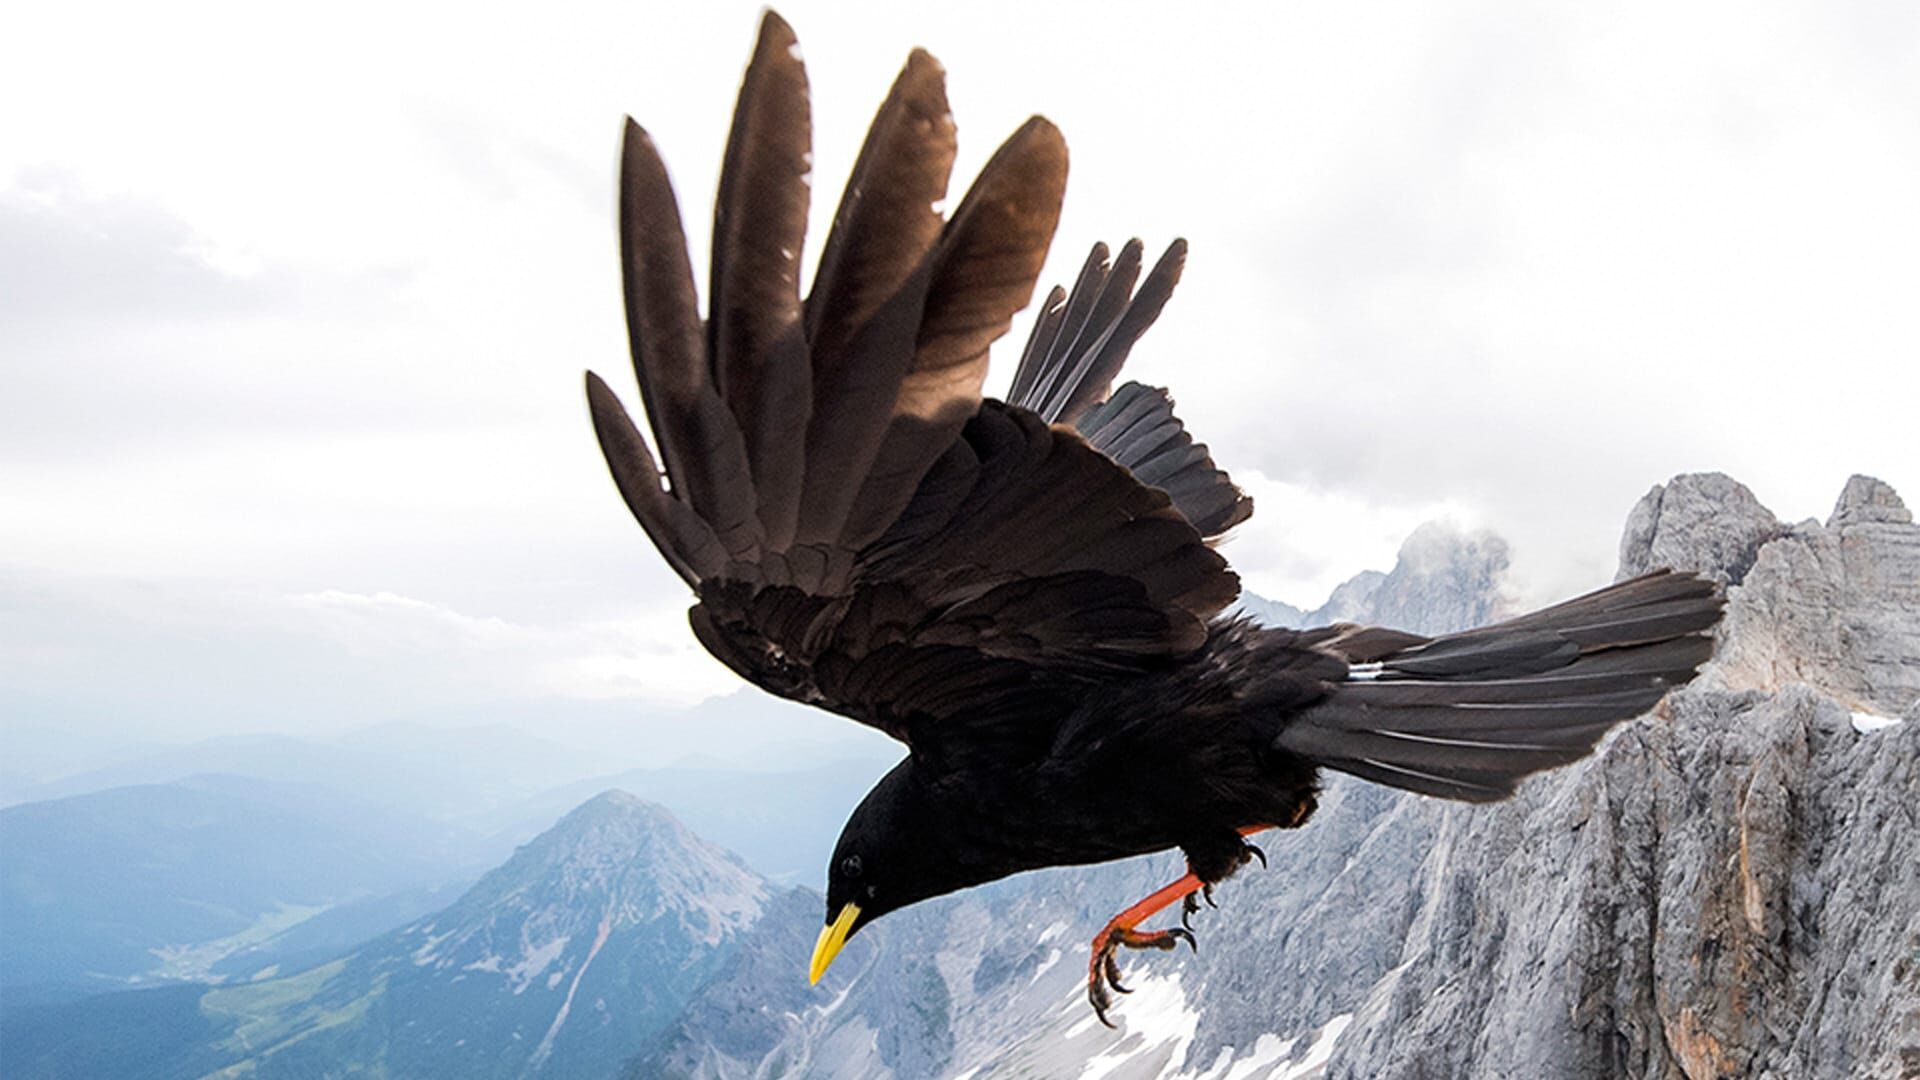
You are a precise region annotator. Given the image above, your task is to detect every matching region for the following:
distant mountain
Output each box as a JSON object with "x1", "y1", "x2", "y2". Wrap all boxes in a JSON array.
[
  {"x1": 1238, "y1": 520, "x2": 1508, "y2": 635},
  {"x1": 1231, "y1": 591, "x2": 1307, "y2": 628},
  {"x1": 495, "y1": 757, "x2": 891, "y2": 885},
  {"x1": 3, "y1": 724, "x2": 615, "y2": 819},
  {"x1": 0, "y1": 774, "x2": 492, "y2": 1001},
  {"x1": 5, "y1": 792, "x2": 780, "y2": 1079}
]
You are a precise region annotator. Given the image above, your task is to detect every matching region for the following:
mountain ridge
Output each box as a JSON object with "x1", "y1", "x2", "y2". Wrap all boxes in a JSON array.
[{"x1": 9, "y1": 472, "x2": 1913, "y2": 1079}]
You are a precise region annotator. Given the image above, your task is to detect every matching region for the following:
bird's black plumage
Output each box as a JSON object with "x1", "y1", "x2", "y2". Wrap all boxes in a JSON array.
[{"x1": 587, "y1": 11, "x2": 1724, "y2": 1023}]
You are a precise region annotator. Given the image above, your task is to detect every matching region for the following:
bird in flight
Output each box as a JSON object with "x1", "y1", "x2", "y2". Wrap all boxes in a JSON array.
[{"x1": 586, "y1": 11, "x2": 1722, "y2": 1025}]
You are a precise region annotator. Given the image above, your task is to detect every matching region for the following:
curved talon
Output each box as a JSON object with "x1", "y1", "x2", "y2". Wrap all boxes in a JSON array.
[
  {"x1": 1203, "y1": 884, "x2": 1218, "y2": 908},
  {"x1": 1087, "y1": 870, "x2": 1212, "y2": 1026},
  {"x1": 1243, "y1": 842, "x2": 1267, "y2": 869},
  {"x1": 1089, "y1": 978, "x2": 1115, "y2": 1028}
]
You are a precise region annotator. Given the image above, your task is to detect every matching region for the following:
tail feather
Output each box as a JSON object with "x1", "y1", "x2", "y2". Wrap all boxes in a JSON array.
[{"x1": 1276, "y1": 570, "x2": 1724, "y2": 803}]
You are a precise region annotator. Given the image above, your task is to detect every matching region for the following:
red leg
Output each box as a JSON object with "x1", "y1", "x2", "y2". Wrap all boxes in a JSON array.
[{"x1": 1086, "y1": 825, "x2": 1274, "y2": 1026}]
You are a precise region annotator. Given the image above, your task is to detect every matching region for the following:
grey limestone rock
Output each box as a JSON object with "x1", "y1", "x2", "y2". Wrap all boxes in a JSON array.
[
  {"x1": 1830, "y1": 474, "x2": 1912, "y2": 528},
  {"x1": 1235, "y1": 591, "x2": 1310, "y2": 630},
  {"x1": 1710, "y1": 483, "x2": 1920, "y2": 719},
  {"x1": 1355, "y1": 522, "x2": 1511, "y2": 635},
  {"x1": 1320, "y1": 684, "x2": 1919, "y2": 1080},
  {"x1": 1294, "y1": 521, "x2": 1506, "y2": 634},
  {"x1": 1617, "y1": 472, "x2": 1783, "y2": 586},
  {"x1": 1309, "y1": 569, "x2": 1386, "y2": 625},
  {"x1": 1315, "y1": 473, "x2": 1920, "y2": 1079}
]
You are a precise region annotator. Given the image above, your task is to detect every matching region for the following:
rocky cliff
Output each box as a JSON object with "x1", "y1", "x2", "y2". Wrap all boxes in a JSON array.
[
  {"x1": 1320, "y1": 474, "x2": 1918, "y2": 1080},
  {"x1": 633, "y1": 474, "x2": 1917, "y2": 1080}
]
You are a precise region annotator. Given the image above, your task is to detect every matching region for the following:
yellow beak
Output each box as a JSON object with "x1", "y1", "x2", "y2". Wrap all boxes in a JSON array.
[{"x1": 809, "y1": 902, "x2": 860, "y2": 985}]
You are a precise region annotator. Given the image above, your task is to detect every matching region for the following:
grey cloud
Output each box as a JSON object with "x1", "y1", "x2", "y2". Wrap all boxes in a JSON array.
[{"x1": 0, "y1": 170, "x2": 291, "y2": 324}]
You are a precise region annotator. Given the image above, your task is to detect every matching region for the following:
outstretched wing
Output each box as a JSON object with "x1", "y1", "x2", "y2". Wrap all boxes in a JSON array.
[
  {"x1": 587, "y1": 13, "x2": 1238, "y2": 768},
  {"x1": 1008, "y1": 240, "x2": 1252, "y2": 538}
]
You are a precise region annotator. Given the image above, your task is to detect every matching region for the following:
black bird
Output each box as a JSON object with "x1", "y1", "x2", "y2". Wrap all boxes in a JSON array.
[{"x1": 586, "y1": 12, "x2": 1723, "y2": 1025}]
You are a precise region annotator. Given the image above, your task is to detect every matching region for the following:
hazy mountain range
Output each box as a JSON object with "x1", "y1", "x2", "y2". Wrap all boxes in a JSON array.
[{"x1": 4, "y1": 473, "x2": 1914, "y2": 1078}]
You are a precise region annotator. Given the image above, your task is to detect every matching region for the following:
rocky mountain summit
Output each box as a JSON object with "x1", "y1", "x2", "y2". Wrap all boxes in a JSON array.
[
  {"x1": 634, "y1": 473, "x2": 1916, "y2": 1079},
  {"x1": 1240, "y1": 520, "x2": 1512, "y2": 636}
]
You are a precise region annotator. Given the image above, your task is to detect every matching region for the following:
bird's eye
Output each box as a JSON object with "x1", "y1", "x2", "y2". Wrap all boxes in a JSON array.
[{"x1": 840, "y1": 855, "x2": 863, "y2": 878}]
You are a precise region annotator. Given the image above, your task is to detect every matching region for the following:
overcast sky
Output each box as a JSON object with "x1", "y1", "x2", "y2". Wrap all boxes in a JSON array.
[{"x1": 4, "y1": 0, "x2": 1916, "y2": 750}]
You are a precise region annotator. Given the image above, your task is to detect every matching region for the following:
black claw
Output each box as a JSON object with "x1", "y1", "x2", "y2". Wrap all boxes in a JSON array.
[
  {"x1": 1244, "y1": 842, "x2": 1267, "y2": 869},
  {"x1": 1090, "y1": 982, "x2": 1115, "y2": 1028},
  {"x1": 1181, "y1": 891, "x2": 1200, "y2": 931},
  {"x1": 1088, "y1": 911, "x2": 1209, "y2": 1024},
  {"x1": 1203, "y1": 884, "x2": 1217, "y2": 908}
]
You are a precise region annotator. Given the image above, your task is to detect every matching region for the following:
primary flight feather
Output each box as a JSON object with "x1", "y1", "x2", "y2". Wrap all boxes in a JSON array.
[{"x1": 587, "y1": 11, "x2": 1722, "y2": 1024}]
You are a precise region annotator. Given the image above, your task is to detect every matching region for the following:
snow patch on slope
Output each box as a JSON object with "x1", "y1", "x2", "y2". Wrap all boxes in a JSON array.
[
  {"x1": 1076, "y1": 973, "x2": 1201, "y2": 1080},
  {"x1": 1179, "y1": 1013, "x2": 1352, "y2": 1080},
  {"x1": 1852, "y1": 710, "x2": 1903, "y2": 734}
]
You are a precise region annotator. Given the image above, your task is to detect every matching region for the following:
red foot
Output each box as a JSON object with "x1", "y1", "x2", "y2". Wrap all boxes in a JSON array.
[{"x1": 1084, "y1": 825, "x2": 1275, "y2": 1026}]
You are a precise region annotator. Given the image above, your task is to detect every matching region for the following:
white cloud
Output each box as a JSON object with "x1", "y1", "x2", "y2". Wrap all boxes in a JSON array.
[
  {"x1": 0, "y1": 572, "x2": 735, "y2": 748},
  {"x1": 286, "y1": 588, "x2": 736, "y2": 704},
  {"x1": 3, "y1": 0, "x2": 1917, "y2": 745},
  {"x1": 1225, "y1": 469, "x2": 1476, "y2": 611}
]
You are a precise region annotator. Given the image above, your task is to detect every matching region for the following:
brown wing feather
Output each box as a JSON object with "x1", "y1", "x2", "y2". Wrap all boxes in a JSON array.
[
  {"x1": 1035, "y1": 238, "x2": 1142, "y2": 421},
  {"x1": 1076, "y1": 383, "x2": 1253, "y2": 538},
  {"x1": 1018, "y1": 243, "x2": 1114, "y2": 414},
  {"x1": 1052, "y1": 239, "x2": 1185, "y2": 424},
  {"x1": 710, "y1": 11, "x2": 813, "y2": 549},
  {"x1": 839, "y1": 117, "x2": 1068, "y2": 548},
  {"x1": 584, "y1": 372, "x2": 726, "y2": 584},
  {"x1": 618, "y1": 120, "x2": 762, "y2": 558},
  {"x1": 1008, "y1": 240, "x2": 1250, "y2": 538},
  {"x1": 590, "y1": 16, "x2": 1239, "y2": 762},
  {"x1": 796, "y1": 49, "x2": 956, "y2": 547}
]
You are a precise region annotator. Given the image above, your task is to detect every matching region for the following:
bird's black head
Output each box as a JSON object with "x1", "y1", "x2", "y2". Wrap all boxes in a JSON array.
[{"x1": 809, "y1": 758, "x2": 989, "y2": 984}]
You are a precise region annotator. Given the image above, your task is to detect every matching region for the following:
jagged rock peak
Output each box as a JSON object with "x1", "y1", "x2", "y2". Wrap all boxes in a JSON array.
[
  {"x1": 1616, "y1": 471, "x2": 1782, "y2": 585},
  {"x1": 1708, "y1": 476, "x2": 1920, "y2": 717},
  {"x1": 1363, "y1": 521, "x2": 1510, "y2": 635},
  {"x1": 1235, "y1": 590, "x2": 1309, "y2": 629},
  {"x1": 1315, "y1": 569, "x2": 1387, "y2": 624},
  {"x1": 1828, "y1": 473, "x2": 1911, "y2": 528},
  {"x1": 1249, "y1": 522, "x2": 1508, "y2": 634}
]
